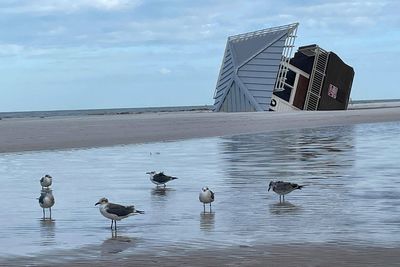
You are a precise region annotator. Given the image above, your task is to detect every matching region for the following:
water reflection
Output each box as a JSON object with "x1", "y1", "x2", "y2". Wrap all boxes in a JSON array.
[
  {"x1": 200, "y1": 212, "x2": 215, "y2": 232},
  {"x1": 1, "y1": 122, "x2": 400, "y2": 260},
  {"x1": 269, "y1": 201, "x2": 301, "y2": 215},
  {"x1": 151, "y1": 187, "x2": 174, "y2": 197},
  {"x1": 39, "y1": 219, "x2": 56, "y2": 245},
  {"x1": 100, "y1": 234, "x2": 137, "y2": 255},
  {"x1": 219, "y1": 125, "x2": 356, "y2": 181}
]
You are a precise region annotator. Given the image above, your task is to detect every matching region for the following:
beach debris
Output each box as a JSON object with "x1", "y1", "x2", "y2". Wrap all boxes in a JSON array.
[
  {"x1": 40, "y1": 174, "x2": 52, "y2": 189},
  {"x1": 268, "y1": 180, "x2": 304, "y2": 202},
  {"x1": 199, "y1": 186, "x2": 215, "y2": 212},
  {"x1": 95, "y1": 197, "x2": 144, "y2": 230},
  {"x1": 38, "y1": 188, "x2": 55, "y2": 220},
  {"x1": 146, "y1": 171, "x2": 178, "y2": 187}
]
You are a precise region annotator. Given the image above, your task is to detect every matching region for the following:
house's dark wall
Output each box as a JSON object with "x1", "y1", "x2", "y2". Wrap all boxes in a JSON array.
[
  {"x1": 293, "y1": 75, "x2": 309, "y2": 109},
  {"x1": 289, "y1": 52, "x2": 314, "y2": 74},
  {"x1": 318, "y1": 52, "x2": 355, "y2": 110}
]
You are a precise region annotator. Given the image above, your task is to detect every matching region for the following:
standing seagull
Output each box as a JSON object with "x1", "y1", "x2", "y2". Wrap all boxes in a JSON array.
[
  {"x1": 40, "y1": 174, "x2": 52, "y2": 189},
  {"x1": 38, "y1": 188, "x2": 55, "y2": 219},
  {"x1": 146, "y1": 171, "x2": 178, "y2": 187},
  {"x1": 95, "y1": 197, "x2": 144, "y2": 230},
  {"x1": 199, "y1": 187, "x2": 215, "y2": 212},
  {"x1": 268, "y1": 180, "x2": 304, "y2": 202}
]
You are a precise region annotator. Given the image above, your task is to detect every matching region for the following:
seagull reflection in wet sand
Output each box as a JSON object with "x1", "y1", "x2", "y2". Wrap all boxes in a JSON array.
[
  {"x1": 39, "y1": 219, "x2": 56, "y2": 245},
  {"x1": 269, "y1": 201, "x2": 301, "y2": 215},
  {"x1": 268, "y1": 181, "x2": 304, "y2": 202},
  {"x1": 101, "y1": 235, "x2": 137, "y2": 255},
  {"x1": 95, "y1": 197, "x2": 144, "y2": 230},
  {"x1": 151, "y1": 187, "x2": 174, "y2": 197},
  {"x1": 200, "y1": 212, "x2": 215, "y2": 231}
]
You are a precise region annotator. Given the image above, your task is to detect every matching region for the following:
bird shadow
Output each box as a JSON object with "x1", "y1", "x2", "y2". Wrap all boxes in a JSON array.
[
  {"x1": 200, "y1": 212, "x2": 215, "y2": 232},
  {"x1": 269, "y1": 201, "x2": 301, "y2": 215},
  {"x1": 100, "y1": 233, "x2": 138, "y2": 255}
]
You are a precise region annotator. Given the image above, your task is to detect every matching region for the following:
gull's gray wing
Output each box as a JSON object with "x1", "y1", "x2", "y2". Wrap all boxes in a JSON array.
[
  {"x1": 276, "y1": 181, "x2": 302, "y2": 190},
  {"x1": 38, "y1": 194, "x2": 45, "y2": 204},
  {"x1": 106, "y1": 203, "x2": 134, "y2": 216},
  {"x1": 153, "y1": 172, "x2": 173, "y2": 183}
]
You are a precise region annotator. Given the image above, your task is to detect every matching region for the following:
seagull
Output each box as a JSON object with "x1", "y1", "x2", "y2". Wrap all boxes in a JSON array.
[
  {"x1": 268, "y1": 181, "x2": 304, "y2": 202},
  {"x1": 95, "y1": 197, "x2": 144, "y2": 230},
  {"x1": 40, "y1": 174, "x2": 52, "y2": 189},
  {"x1": 38, "y1": 188, "x2": 55, "y2": 219},
  {"x1": 146, "y1": 171, "x2": 178, "y2": 187},
  {"x1": 199, "y1": 186, "x2": 214, "y2": 212}
]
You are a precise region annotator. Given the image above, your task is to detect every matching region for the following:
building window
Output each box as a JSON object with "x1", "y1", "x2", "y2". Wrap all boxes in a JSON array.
[
  {"x1": 274, "y1": 84, "x2": 292, "y2": 102},
  {"x1": 285, "y1": 69, "x2": 296, "y2": 86}
]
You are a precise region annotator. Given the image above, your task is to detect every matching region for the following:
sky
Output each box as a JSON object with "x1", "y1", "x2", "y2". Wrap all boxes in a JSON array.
[{"x1": 0, "y1": 0, "x2": 399, "y2": 112}]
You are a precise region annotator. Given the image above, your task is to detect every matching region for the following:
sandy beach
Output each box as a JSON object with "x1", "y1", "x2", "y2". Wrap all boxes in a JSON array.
[
  {"x1": 7, "y1": 243, "x2": 400, "y2": 267},
  {"x1": 57, "y1": 244, "x2": 400, "y2": 267},
  {"x1": 2, "y1": 107, "x2": 400, "y2": 267},
  {"x1": 1, "y1": 107, "x2": 400, "y2": 153}
]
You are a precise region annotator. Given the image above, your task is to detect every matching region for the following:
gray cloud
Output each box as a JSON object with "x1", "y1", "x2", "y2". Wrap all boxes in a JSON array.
[{"x1": 1, "y1": 0, "x2": 398, "y2": 51}]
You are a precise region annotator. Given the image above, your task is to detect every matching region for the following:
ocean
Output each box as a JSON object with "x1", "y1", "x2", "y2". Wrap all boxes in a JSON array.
[{"x1": 0, "y1": 105, "x2": 213, "y2": 120}]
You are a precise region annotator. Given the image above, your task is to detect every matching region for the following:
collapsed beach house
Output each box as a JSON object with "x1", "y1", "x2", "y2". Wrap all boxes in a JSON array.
[{"x1": 213, "y1": 23, "x2": 355, "y2": 112}]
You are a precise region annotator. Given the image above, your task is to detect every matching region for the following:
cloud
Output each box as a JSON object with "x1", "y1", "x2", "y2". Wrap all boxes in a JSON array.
[
  {"x1": 42, "y1": 26, "x2": 67, "y2": 36},
  {"x1": 0, "y1": 43, "x2": 63, "y2": 57},
  {"x1": 1, "y1": 0, "x2": 398, "y2": 55},
  {"x1": 292, "y1": 1, "x2": 394, "y2": 30},
  {"x1": 0, "y1": 43, "x2": 24, "y2": 56},
  {"x1": 159, "y1": 67, "x2": 172, "y2": 75},
  {"x1": 0, "y1": 0, "x2": 142, "y2": 14},
  {"x1": 89, "y1": 0, "x2": 136, "y2": 10}
]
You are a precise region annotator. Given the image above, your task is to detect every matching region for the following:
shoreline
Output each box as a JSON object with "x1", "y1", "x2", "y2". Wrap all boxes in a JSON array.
[{"x1": 1, "y1": 107, "x2": 400, "y2": 153}]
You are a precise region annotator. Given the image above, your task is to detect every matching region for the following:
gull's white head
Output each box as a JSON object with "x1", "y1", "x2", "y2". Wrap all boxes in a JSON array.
[
  {"x1": 146, "y1": 171, "x2": 156, "y2": 176},
  {"x1": 95, "y1": 197, "x2": 109, "y2": 206},
  {"x1": 202, "y1": 186, "x2": 210, "y2": 192}
]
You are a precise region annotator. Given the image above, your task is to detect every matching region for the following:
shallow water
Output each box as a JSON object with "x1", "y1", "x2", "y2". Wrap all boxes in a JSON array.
[{"x1": 1, "y1": 121, "x2": 400, "y2": 262}]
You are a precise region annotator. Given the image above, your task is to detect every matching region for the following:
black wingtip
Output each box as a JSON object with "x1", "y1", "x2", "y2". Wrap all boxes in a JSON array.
[{"x1": 136, "y1": 210, "x2": 145, "y2": 214}]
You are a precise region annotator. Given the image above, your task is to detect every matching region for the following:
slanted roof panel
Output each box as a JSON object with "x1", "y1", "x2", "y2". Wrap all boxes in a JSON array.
[{"x1": 230, "y1": 29, "x2": 288, "y2": 66}]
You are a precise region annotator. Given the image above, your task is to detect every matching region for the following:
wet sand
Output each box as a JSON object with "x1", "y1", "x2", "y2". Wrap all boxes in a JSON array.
[
  {"x1": 2, "y1": 107, "x2": 400, "y2": 266},
  {"x1": 97, "y1": 245, "x2": 399, "y2": 267},
  {"x1": 1, "y1": 107, "x2": 400, "y2": 153},
  {"x1": 10, "y1": 244, "x2": 400, "y2": 267}
]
